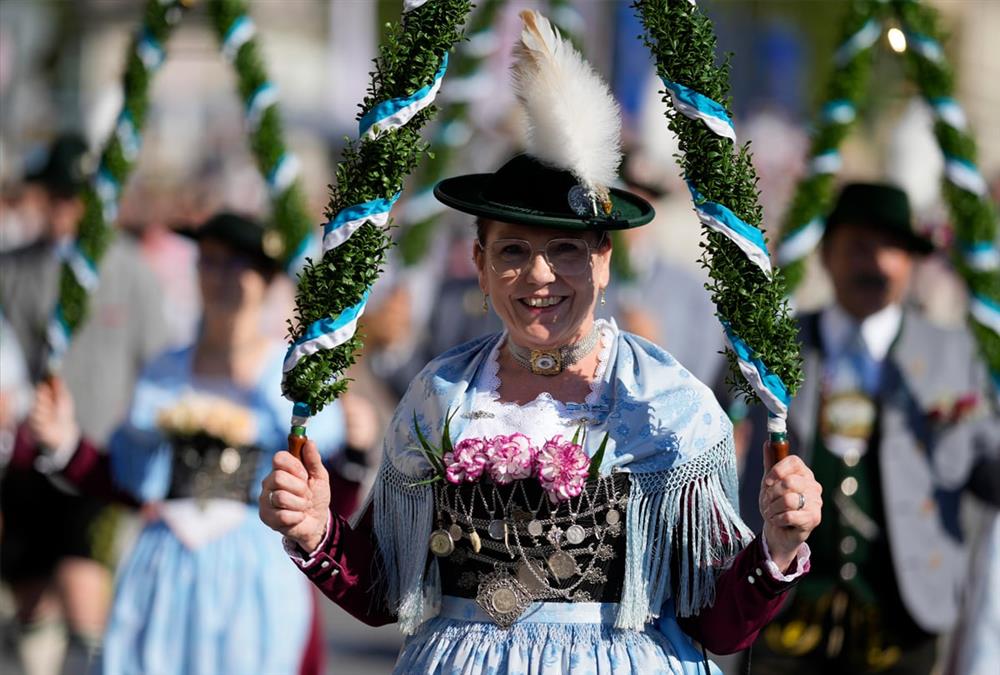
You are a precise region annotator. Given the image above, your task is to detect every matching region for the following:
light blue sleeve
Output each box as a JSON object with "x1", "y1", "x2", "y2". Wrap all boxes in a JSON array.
[{"x1": 106, "y1": 352, "x2": 187, "y2": 503}]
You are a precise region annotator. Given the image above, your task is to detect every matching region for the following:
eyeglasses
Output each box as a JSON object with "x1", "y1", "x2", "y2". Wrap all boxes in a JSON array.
[{"x1": 480, "y1": 236, "x2": 602, "y2": 279}]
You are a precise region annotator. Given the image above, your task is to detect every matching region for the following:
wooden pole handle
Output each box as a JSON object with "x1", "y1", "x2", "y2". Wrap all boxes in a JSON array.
[
  {"x1": 768, "y1": 433, "x2": 790, "y2": 463},
  {"x1": 288, "y1": 427, "x2": 308, "y2": 462}
]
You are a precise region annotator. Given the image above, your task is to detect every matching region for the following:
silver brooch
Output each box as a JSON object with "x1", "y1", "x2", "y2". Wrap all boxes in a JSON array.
[{"x1": 475, "y1": 572, "x2": 531, "y2": 629}]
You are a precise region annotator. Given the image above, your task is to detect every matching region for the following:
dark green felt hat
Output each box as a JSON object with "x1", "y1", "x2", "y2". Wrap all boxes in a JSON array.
[
  {"x1": 434, "y1": 154, "x2": 654, "y2": 231},
  {"x1": 180, "y1": 212, "x2": 284, "y2": 274},
  {"x1": 824, "y1": 182, "x2": 934, "y2": 254}
]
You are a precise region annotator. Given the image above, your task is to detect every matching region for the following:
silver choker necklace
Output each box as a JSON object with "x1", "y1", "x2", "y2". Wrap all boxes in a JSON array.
[{"x1": 507, "y1": 325, "x2": 601, "y2": 376}]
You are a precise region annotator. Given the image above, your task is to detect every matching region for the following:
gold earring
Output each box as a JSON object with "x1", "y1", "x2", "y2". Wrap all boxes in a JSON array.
[
  {"x1": 600, "y1": 288, "x2": 606, "y2": 306},
  {"x1": 482, "y1": 294, "x2": 489, "y2": 313}
]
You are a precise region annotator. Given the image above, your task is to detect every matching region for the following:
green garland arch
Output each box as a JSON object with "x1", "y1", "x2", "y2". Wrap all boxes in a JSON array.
[
  {"x1": 635, "y1": 0, "x2": 803, "y2": 410},
  {"x1": 282, "y1": 0, "x2": 472, "y2": 416},
  {"x1": 50, "y1": 0, "x2": 313, "y2": 369},
  {"x1": 775, "y1": 0, "x2": 1000, "y2": 398}
]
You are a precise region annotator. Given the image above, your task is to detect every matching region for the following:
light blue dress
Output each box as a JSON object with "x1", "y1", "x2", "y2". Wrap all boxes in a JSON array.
[
  {"x1": 371, "y1": 321, "x2": 751, "y2": 674},
  {"x1": 98, "y1": 344, "x2": 345, "y2": 675}
]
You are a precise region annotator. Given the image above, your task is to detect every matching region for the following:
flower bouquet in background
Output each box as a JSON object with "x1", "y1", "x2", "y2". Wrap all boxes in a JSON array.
[
  {"x1": 158, "y1": 393, "x2": 259, "y2": 504},
  {"x1": 413, "y1": 412, "x2": 609, "y2": 503}
]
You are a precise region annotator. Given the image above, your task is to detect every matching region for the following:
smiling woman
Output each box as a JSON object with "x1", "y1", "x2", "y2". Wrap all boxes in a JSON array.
[{"x1": 259, "y1": 9, "x2": 823, "y2": 675}]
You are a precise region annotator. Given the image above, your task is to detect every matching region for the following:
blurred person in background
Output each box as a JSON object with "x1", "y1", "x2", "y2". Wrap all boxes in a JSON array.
[
  {"x1": 610, "y1": 152, "x2": 726, "y2": 387},
  {"x1": 0, "y1": 134, "x2": 168, "y2": 675},
  {"x1": 738, "y1": 183, "x2": 1000, "y2": 675},
  {"x1": 23, "y1": 212, "x2": 376, "y2": 675}
]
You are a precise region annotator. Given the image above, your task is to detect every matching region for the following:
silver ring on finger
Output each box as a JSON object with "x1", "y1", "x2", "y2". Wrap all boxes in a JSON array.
[
  {"x1": 796, "y1": 492, "x2": 806, "y2": 511},
  {"x1": 268, "y1": 490, "x2": 277, "y2": 508}
]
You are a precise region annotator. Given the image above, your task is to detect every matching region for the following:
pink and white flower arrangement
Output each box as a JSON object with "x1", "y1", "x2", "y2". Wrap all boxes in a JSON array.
[
  {"x1": 487, "y1": 433, "x2": 536, "y2": 485},
  {"x1": 535, "y1": 434, "x2": 590, "y2": 503},
  {"x1": 443, "y1": 437, "x2": 492, "y2": 483},
  {"x1": 438, "y1": 431, "x2": 593, "y2": 503}
]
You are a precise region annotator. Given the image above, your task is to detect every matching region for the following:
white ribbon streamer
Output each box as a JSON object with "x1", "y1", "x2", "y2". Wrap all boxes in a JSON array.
[
  {"x1": 404, "y1": 0, "x2": 431, "y2": 12},
  {"x1": 945, "y1": 158, "x2": 987, "y2": 196},
  {"x1": 360, "y1": 56, "x2": 448, "y2": 141},
  {"x1": 283, "y1": 296, "x2": 369, "y2": 376},
  {"x1": 267, "y1": 155, "x2": 300, "y2": 196},
  {"x1": 222, "y1": 16, "x2": 256, "y2": 61},
  {"x1": 690, "y1": 202, "x2": 772, "y2": 277},
  {"x1": 931, "y1": 98, "x2": 968, "y2": 131},
  {"x1": 963, "y1": 245, "x2": 1000, "y2": 272},
  {"x1": 834, "y1": 18, "x2": 881, "y2": 66},
  {"x1": 777, "y1": 217, "x2": 825, "y2": 266},
  {"x1": 62, "y1": 247, "x2": 100, "y2": 293},
  {"x1": 970, "y1": 296, "x2": 1000, "y2": 336},
  {"x1": 810, "y1": 151, "x2": 842, "y2": 176},
  {"x1": 323, "y1": 194, "x2": 400, "y2": 253},
  {"x1": 246, "y1": 84, "x2": 279, "y2": 131},
  {"x1": 664, "y1": 85, "x2": 737, "y2": 144}
]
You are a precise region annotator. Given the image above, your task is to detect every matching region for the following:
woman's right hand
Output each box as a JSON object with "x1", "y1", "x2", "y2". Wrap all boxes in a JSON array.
[
  {"x1": 29, "y1": 377, "x2": 79, "y2": 452},
  {"x1": 259, "y1": 440, "x2": 331, "y2": 553}
]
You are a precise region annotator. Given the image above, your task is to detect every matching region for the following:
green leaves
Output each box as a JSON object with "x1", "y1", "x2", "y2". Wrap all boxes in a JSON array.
[
  {"x1": 588, "y1": 432, "x2": 609, "y2": 480},
  {"x1": 283, "y1": 0, "x2": 472, "y2": 413},
  {"x1": 205, "y1": 0, "x2": 312, "y2": 267},
  {"x1": 59, "y1": 0, "x2": 186, "y2": 337},
  {"x1": 634, "y1": 0, "x2": 803, "y2": 404}
]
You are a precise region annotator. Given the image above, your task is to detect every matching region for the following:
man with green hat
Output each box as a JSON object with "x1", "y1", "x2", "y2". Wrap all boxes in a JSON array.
[
  {"x1": 738, "y1": 182, "x2": 1000, "y2": 674},
  {"x1": 0, "y1": 134, "x2": 168, "y2": 673}
]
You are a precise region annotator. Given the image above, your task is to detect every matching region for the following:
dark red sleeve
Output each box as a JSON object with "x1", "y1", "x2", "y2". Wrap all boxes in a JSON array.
[
  {"x1": 59, "y1": 436, "x2": 141, "y2": 507},
  {"x1": 8, "y1": 424, "x2": 139, "y2": 507},
  {"x1": 288, "y1": 504, "x2": 396, "y2": 627},
  {"x1": 678, "y1": 536, "x2": 801, "y2": 654}
]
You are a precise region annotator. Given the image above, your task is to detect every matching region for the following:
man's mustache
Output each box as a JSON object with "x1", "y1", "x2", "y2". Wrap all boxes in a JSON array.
[{"x1": 850, "y1": 273, "x2": 888, "y2": 291}]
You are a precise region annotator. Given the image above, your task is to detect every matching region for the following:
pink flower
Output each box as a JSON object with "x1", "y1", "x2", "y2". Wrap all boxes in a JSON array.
[
  {"x1": 535, "y1": 435, "x2": 590, "y2": 503},
  {"x1": 488, "y1": 433, "x2": 537, "y2": 485},
  {"x1": 443, "y1": 437, "x2": 491, "y2": 484}
]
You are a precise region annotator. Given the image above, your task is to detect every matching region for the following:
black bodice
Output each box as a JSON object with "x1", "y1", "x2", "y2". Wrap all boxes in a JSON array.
[{"x1": 434, "y1": 474, "x2": 630, "y2": 609}]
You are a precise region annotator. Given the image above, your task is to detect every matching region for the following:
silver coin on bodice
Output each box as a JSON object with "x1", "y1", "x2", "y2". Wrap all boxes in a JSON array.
[
  {"x1": 488, "y1": 519, "x2": 506, "y2": 540},
  {"x1": 605, "y1": 508, "x2": 621, "y2": 526},
  {"x1": 527, "y1": 520, "x2": 544, "y2": 537},
  {"x1": 448, "y1": 524, "x2": 463, "y2": 542},
  {"x1": 547, "y1": 551, "x2": 577, "y2": 580},
  {"x1": 565, "y1": 524, "x2": 586, "y2": 545}
]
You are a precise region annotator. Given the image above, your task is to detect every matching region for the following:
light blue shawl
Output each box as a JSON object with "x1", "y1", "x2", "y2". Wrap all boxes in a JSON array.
[{"x1": 368, "y1": 328, "x2": 752, "y2": 634}]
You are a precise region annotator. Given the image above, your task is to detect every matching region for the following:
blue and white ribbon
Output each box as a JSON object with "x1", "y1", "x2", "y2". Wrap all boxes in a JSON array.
[
  {"x1": 266, "y1": 154, "x2": 300, "y2": 197},
  {"x1": 136, "y1": 31, "x2": 165, "y2": 71},
  {"x1": 359, "y1": 53, "x2": 449, "y2": 141},
  {"x1": 46, "y1": 308, "x2": 71, "y2": 368},
  {"x1": 906, "y1": 32, "x2": 944, "y2": 63},
  {"x1": 115, "y1": 111, "x2": 141, "y2": 162},
  {"x1": 970, "y1": 294, "x2": 1000, "y2": 336},
  {"x1": 777, "y1": 216, "x2": 825, "y2": 266},
  {"x1": 222, "y1": 15, "x2": 256, "y2": 61},
  {"x1": 810, "y1": 149, "x2": 842, "y2": 176},
  {"x1": 721, "y1": 322, "x2": 791, "y2": 430},
  {"x1": 687, "y1": 183, "x2": 772, "y2": 277},
  {"x1": 929, "y1": 97, "x2": 967, "y2": 131},
  {"x1": 291, "y1": 402, "x2": 312, "y2": 427},
  {"x1": 93, "y1": 168, "x2": 120, "y2": 224},
  {"x1": 961, "y1": 242, "x2": 1000, "y2": 272},
  {"x1": 945, "y1": 156, "x2": 988, "y2": 197},
  {"x1": 324, "y1": 192, "x2": 401, "y2": 253},
  {"x1": 246, "y1": 83, "x2": 279, "y2": 131},
  {"x1": 834, "y1": 18, "x2": 881, "y2": 66},
  {"x1": 661, "y1": 78, "x2": 736, "y2": 144},
  {"x1": 991, "y1": 372, "x2": 1000, "y2": 406},
  {"x1": 283, "y1": 291, "x2": 371, "y2": 379},
  {"x1": 59, "y1": 245, "x2": 100, "y2": 293},
  {"x1": 403, "y1": 0, "x2": 431, "y2": 12},
  {"x1": 822, "y1": 99, "x2": 856, "y2": 125}
]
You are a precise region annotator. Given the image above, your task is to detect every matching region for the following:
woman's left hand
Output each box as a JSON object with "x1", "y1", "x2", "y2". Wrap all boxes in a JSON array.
[{"x1": 759, "y1": 451, "x2": 822, "y2": 572}]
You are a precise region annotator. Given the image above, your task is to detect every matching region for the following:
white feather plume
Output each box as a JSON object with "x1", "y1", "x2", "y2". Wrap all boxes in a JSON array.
[{"x1": 512, "y1": 10, "x2": 622, "y2": 202}]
